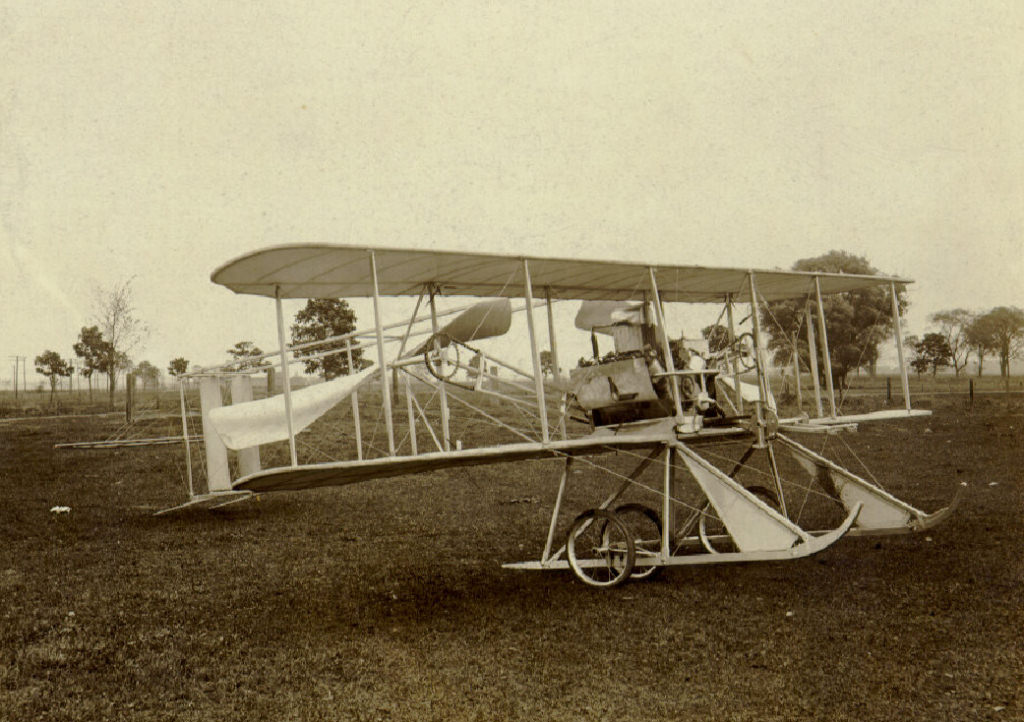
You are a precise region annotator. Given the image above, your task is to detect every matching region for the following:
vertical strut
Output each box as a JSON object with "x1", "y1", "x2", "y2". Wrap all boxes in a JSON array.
[
  {"x1": 542, "y1": 457, "x2": 572, "y2": 564},
  {"x1": 814, "y1": 276, "x2": 838, "y2": 417},
  {"x1": 805, "y1": 304, "x2": 824, "y2": 418},
  {"x1": 179, "y1": 378, "x2": 194, "y2": 498},
  {"x1": 890, "y1": 282, "x2": 912, "y2": 412},
  {"x1": 725, "y1": 294, "x2": 743, "y2": 414},
  {"x1": 648, "y1": 267, "x2": 684, "y2": 420},
  {"x1": 522, "y1": 259, "x2": 550, "y2": 443},
  {"x1": 428, "y1": 287, "x2": 451, "y2": 451},
  {"x1": 545, "y1": 288, "x2": 567, "y2": 440},
  {"x1": 275, "y1": 287, "x2": 298, "y2": 467},
  {"x1": 369, "y1": 251, "x2": 395, "y2": 455},
  {"x1": 747, "y1": 273, "x2": 767, "y2": 448},
  {"x1": 346, "y1": 339, "x2": 362, "y2": 460}
]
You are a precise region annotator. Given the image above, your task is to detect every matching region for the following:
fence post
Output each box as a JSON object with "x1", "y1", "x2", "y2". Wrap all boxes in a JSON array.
[
  {"x1": 886, "y1": 377, "x2": 892, "y2": 405},
  {"x1": 969, "y1": 378, "x2": 974, "y2": 411}
]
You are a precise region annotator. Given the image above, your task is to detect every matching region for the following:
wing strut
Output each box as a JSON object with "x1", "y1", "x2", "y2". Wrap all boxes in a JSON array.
[
  {"x1": 813, "y1": 276, "x2": 838, "y2": 417},
  {"x1": 522, "y1": 259, "x2": 550, "y2": 443},
  {"x1": 369, "y1": 250, "x2": 396, "y2": 455},
  {"x1": 275, "y1": 286, "x2": 298, "y2": 466},
  {"x1": 890, "y1": 281, "x2": 912, "y2": 412}
]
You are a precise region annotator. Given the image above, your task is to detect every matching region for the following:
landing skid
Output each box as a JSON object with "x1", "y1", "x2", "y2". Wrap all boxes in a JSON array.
[
  {"x1": 505, "y1": 502, "x2": 861, "y2": 571},
  {"x1": 154, "y1": 491, "x2": 255, "y2": 516},
  {"x1": 505, "y1": 433, "x2": 961, "y2": 587}
]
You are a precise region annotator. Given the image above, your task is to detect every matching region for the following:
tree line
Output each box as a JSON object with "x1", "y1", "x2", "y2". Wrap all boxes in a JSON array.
[
  {"x1": 705, "y1": 251, "x2": 1023, "y2": 385},
  {"x1": 33, "y1": 280, "x2": 155, "y2": 406},
  {"x1": 907, "y1": 307, "x2": 1024, "y2": 377},
  {"x1": 32, "y1": 293, "x2": 364, "y2": 407}
]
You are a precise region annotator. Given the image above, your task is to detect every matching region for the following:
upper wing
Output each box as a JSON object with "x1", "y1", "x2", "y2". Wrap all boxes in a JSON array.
[{"x1": 211, "y1": 243, "x2": 912, "y2": 302}]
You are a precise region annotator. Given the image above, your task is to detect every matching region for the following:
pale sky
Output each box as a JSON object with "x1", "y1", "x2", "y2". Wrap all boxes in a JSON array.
[{"x1": 2, "y1": 2, "x2": 1022, "y2": 384}]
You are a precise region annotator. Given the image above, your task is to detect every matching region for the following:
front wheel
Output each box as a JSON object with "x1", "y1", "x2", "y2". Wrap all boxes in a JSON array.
[{"x1": 566, "y1": 509, "x2": 635, "y2": 588}]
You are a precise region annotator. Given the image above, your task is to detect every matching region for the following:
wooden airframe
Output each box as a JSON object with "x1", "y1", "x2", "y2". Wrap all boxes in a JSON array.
[{"x1": 172, "y1": 243, "x2": 960, "y2": 587}]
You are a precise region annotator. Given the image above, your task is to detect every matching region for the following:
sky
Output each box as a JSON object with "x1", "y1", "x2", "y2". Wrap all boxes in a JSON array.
[{"x1": 2, "y1": 1, "x2": 1022, "y2": 386}]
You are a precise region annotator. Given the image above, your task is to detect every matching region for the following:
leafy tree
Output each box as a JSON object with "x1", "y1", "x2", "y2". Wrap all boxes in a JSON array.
[
  {"x1": 226, "y1": 341, "x2": 266, "y2": 371},
  {"x1": 912, "y1": 333, "x2": 953, "y2": 377},
  {"x1": 763, "y1": 251, "x2": 906, "y2": 389},
  {"x1": 701, "y1": 324, "x2": 730, "y2": 354},
  {"x1": 134, "y1": 360, "x2": 161, "y2": 391},
  {"x1": 905, "y1": 336, "x2": 926, "y2": 377},
  {"x1": 73, "y1": 325, "x2": 109, "y2": 402},
  {"x1": 35, "y1": 350, "x2": 72, "y2": 404},
  {"x1": 973, "y1": 307, "x2": 1024, "y2": 377},
  {"x1": 93, "y1": 279, "x2": 146, "y2": 408},
  {"x1": 929, "y1": 309, "x2": 973, "y2": 376},
  {"x1": 167, "y1": 357, "x2": 190, "y2": 378},
  {"x1": 290, "y1": 299, "x2": 362, "y2": 379},
  {"x1": 965, "y1": 315, "x2": 995, "y2": 377}
]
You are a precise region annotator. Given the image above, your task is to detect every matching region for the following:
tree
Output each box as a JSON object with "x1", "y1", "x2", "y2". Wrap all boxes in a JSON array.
[
  {"x1": 965, "y1": 315, "x2": 996, "y2": 377},
  {"x1": 912, "y1": 333, "x2": 953, "y2": 377},
  {"x1": 35, "y1": 350, "x2": 72, "y2": 404},
  {"x1": 290, "y1": 299, "x2": 362, "y2": 379},
  {"x1": 226, "y1": 341, "x2": 266, "y2": 371},
  {"x1": 973, "y1": 307, "x2": 1024, "y2": 377},
  {"x1": 93, "y1": 279, "x2": 146, "y2": 408},
  {"x1": 904, "y1": 336, "x2": 926, "y2": 377},
  {"x1": 73, "y1": 325, "x2": 109, "y2": 402},
  {"x1": 763, "y1": 251, "x2": 906, "y2": 390},
  {"x1": 167, "y1": 357, "x2": 190, "y2": 378},
  {"x1": 540, "y1": 350, "x2": 554, "y2": 377},
  {"x1": 701, "y1": 324, "x2": 730, "y2": 354},
  {"x1": 134, "y1": 360, "x2": 161, "y2": 391},
  {"x1": 929, "y1": 309, "x2": 973, "y2": 376}
]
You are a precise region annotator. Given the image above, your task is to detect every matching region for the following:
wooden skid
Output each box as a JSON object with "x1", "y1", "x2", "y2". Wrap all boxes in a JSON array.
[
  {"x1": 505, "y1": 503, "x2": 860, "y2": 571},
  {"x1": 777, "y1": 433, "x2": 961, "y2": 533},
  {"x1": 154, "y1": 491, "x2": 254, "y2": 516},
  {"x1": 843, "y1": 482, "x2": 966, "y2": 537},
  {"x1": 56, "y1": 435, "x2": 203, "y2": 450}
]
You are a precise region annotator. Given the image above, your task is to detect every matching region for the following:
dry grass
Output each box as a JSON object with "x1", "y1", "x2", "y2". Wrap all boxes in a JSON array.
[{"x1": 1, "y1": 395, "x2": 1022, "y2": 721}]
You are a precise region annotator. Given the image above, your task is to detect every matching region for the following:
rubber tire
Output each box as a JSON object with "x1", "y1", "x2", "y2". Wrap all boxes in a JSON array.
[
  {"x1": 609, "y1": 504, "x2": 664, "y2": 581},
  {"x1": 566, "y1": 509, "x2": 635, "y2": 588}
]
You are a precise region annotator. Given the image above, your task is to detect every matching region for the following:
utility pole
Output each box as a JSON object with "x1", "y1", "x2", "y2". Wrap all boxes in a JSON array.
[{"x1": 9, "y1": 356, "x2": 20, "y2": 400}]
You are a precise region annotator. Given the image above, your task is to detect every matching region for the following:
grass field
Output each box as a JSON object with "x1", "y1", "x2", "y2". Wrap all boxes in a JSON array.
[{"x1": 1, "y1": 393, "x2": 1022, "y2": 721}]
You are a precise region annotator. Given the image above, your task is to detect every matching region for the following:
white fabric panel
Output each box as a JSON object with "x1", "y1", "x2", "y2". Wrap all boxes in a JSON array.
[
  {"x1": 230, "y1": 375, "x2": 261, "y2": 476},
  {"x1": 716, "y1": 376, "x2": 777, "y2": 411},
  {"x1": 209, "y1": 366, "x2": 377, "y2": 450},
  {"x1": 788, "y1": 447, "x2": 916, "y2": 529},
  {"x1": 210, "y1": 244, "x2": 912, "y2": 303},
  {"x1": 677, "y1": 447, "x2": 803, "y2": 552},
  {"x1": 199, "y1": 377, "x2": 232, "y2": 492}
]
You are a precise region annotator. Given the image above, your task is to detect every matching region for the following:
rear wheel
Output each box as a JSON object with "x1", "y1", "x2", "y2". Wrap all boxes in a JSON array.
[
  {"x1": 566, "y1": 509, "x2": 635, "y2": 588},
  {"x1": 609, "y1": 504, "x2": 663, "y2": 580},
  {"x1": 698, "y1": 486, "x2": 780, "y2": 554}
]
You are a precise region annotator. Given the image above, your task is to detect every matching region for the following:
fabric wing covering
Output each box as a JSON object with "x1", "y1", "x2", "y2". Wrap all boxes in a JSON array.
[
  {"x1": 411, "y1": 298, "x2": 512, "y2": 355},
  {"x1": 210, "y1": 244, "x2": 912, "y2": 303},
  {"x1": 209, "y1": 366, "x2": 377, "y2": 450},
  {"x1": 574, "y1": 300, "x2": 646, "y2": 332}
]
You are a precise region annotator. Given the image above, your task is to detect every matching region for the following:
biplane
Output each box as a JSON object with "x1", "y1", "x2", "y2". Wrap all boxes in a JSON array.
[{"x1": 166, "y1": 244, "x2": 961, "y2": 587}]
